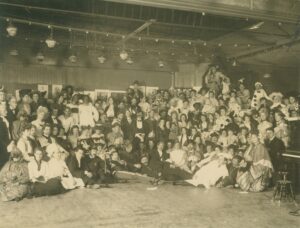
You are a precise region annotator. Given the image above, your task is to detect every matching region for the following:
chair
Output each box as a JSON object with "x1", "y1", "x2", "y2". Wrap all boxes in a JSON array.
[{"x1": 272, "y1": 171, "x2": 297, "y2": 205}]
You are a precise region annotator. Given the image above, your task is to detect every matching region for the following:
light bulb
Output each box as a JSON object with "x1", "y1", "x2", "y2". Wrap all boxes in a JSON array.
[
  {"x1": 45, "y1": 37, "x2": 56, "y2": 48},
  {"x1": 120, "y1": 50, "x2": 128, "y2": 60},
  {"x1": 6, "y1": 24, "x2": 17, "y2": 37}
]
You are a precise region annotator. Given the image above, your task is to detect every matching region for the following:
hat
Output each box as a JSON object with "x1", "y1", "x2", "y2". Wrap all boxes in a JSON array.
[
  {"x1": 31, "y1": 90, "x2": 40, "y2": 97},
  {"x1": 19, "y1": 89, "x2": 32, "y2": 98},
  {"x1": 254, "y1": 82, "x2": 263, "y2": 87},
  {"x1": 238, "y1": 78, "x2": 245, "y2": 84},
  {"x1": 210, "y1": 132, "x2": 219, "y2": 138},
  {"x1": 269, "y1": 92, "x2": 283, "y2": 101},
  {"x1": 92, "y1": 133, "x2": 104, "y2": 139},
  {"x1": 112, "y1": 122, "x2": 120, "y2": 128}
]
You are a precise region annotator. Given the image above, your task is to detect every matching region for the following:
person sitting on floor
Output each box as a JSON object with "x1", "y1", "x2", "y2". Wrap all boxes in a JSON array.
[
  {"x1": 236, "y1": 132, "x2": 273, "y2": 192},
  {"x1": 28, "y1": 148, "x2": 65, "y2": 197},
  {"x1": 82, "y1": 145, "x2": 108, "y2": 187},
  {"x1": 118, "y1": 141, "x2": 141, "y2": 172},
  {"x1": 97, "y1": 149, "x2": 116, "y2": 183},
  {"x1": 47, "y1": 144, "x2": 84, "y2": 190},
  {"x1": 0, "y1": 147, "x2": 30, "y2": 201},
  {"x1": 66, "y1": 146, "x2": 99, "y2": 188}
]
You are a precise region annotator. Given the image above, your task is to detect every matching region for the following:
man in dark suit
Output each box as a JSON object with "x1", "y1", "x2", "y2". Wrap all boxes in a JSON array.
[
  {"x1": 266, "y1": 127, "x2": 285, "y2": 185},
  {"x1": 6, "y1": 96, "x2": 18, "y2": 135},
  {"x1": 148, "y1": 141, "x2": 190, "y2": 181},
  {"x1": 149, "y1": 141, "x2": 169, "y2": 173},
  {"x1": 0, "y1": 103, "x2": 11, "y2": 168},
  {"x1": 66, "y1": 147, "x2": 94, "y2": 186},
  {"x1": 266, "y1": 128, "x2": 285, "y2": 171}
]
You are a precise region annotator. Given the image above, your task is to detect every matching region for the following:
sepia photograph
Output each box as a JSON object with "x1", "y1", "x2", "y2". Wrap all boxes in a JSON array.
[{"x1": 0, "y1": 0, "x2": 300, "y2": 227}]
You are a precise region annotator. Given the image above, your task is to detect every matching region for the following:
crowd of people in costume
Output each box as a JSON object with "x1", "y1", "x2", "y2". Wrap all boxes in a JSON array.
[{"x1": 0, "y1": 65, "x2": 299, "y2": 202}]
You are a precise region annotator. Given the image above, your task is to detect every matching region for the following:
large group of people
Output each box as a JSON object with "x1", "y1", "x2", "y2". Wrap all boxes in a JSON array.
[{"x1": 0, "y1": 66, "x2": 299, "y2": 202}]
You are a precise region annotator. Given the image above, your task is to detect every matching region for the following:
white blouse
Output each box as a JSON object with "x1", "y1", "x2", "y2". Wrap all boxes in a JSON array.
[{"x1": 28, "y1": 160, "x2": 48, "y2": 182}]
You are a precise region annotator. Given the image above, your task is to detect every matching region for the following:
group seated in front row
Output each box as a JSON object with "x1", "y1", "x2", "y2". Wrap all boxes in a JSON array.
[{"x1": 0, "y1": 73, "x2": 298, "y2": 201}]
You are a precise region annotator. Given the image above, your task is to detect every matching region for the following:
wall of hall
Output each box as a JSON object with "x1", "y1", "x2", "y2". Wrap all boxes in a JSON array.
[
  {"x1": 0, "y1": 63, "x2": 172, "y2": 95},
  {"x1": 174, "y1": 63, "x2": 210, "y2": 88},
  {"x1": 225, "y1": 64, "x2": 300, "y2": 94}
]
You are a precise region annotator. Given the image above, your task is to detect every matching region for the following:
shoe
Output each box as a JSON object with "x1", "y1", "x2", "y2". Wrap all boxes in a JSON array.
[
  {"x1": 289, "y1": 209, "x2": 300, "y2": 216},
  {"x1": 91, "y1": 184, "x2": 101, "y2": 189}
]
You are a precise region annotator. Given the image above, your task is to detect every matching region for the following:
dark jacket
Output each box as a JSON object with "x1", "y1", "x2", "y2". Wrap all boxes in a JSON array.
[
  {"x1": 265, "y1": 136, "x2": 285, "y2": 171},
  {"x1": 66, "y1": 155, "x2": 85, "y2": 179},
  {"x1": 6, "y1": 107, "x2": 17, "y2": 134},
  {"x1": 0, "y1": 117, "x2": 10, "y2": 168},
  {"x1": 149, "y1": 149, "x2": 169, "y2": 173}
]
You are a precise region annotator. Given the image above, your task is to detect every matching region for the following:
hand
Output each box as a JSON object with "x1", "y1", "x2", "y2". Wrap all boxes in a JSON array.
[
  {"x1": 7, "y1": 141, "x2": 16, "y2": 152},
  {"x1": 84, "y1": 171, "x2": 93, "y2": 178},
  {"x1": 119, "y1": 160, "x2": 126, "y2": 165},
  {"x1": 170, "y1": 164, "x2": 176, "y2": 169},
  {"x1": 134, "y1": 164, "x2": 142, "y2": 169}
]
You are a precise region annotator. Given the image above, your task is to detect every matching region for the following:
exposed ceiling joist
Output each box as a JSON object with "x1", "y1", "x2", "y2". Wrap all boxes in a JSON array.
[
  {"x1": 118, "y1": 19, "x2": 156, "y2": 44},
  {"x1": 104, "y1": 0, "x2": 300, "y2": 24},
  {"x1": 229, "y1": 36, "x2": 300, "y2": 60}
]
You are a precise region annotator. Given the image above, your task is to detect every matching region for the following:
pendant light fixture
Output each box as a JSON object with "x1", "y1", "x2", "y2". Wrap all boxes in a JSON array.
[
  {"x1": 97, "y1": 56, "x2": 106, "y2": 64},
  {"x1": 6, "y1": 19, "x2": 17, "y2": 37},
  {"x1": 68, "y1": 29, "x2": 77, "y2": 63},
  {"x1": 45, "y1": 26, "x2": 56, "y2": 48}
]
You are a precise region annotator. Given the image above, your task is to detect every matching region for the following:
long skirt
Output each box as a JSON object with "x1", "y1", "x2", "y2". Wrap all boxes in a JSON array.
[
  {"x1": 186, "y1": 160, "x2": 228, "y2": 188},
  {"x1": 236, "y1": 165, "x2": 271, "y2": 192},
  {"x1": 31, "y1": 178, "x2": 65, "y2": 197},
  {"x1": 0, "y1": 182, "x2": 29, "y2": 201}
]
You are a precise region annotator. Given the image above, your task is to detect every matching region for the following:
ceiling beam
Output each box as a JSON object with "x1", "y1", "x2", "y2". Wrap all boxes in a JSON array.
[
  {"x1": 104, "y1": 0, "x2": 300, "y2": 24},
  {"x1": 228, "y1": 36, "x2": 300, "y2": 60},
  {"x1": 118, "y1": 19, "x2": 156, "y2": 44}
]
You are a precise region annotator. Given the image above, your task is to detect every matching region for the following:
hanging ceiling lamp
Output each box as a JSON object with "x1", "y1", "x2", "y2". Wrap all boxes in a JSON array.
[
  {"x1": 69, "y1": 54, "x2": 77, "y2": 63},
  {"x1": 68, "y1": 29, "x2": 77, "y2": 63},
  {"x1": 120, "y1": 50, "x2": 128, "y2": 60},
  {"x1": 97, "y1": 56, "x2": 106, "y2": 64},
  {"x1": 6, "y1": 20, "x2": 17, "y2": 37},
  {"x1": 126, "y1": 57, "x2": 133, "y2": 64},
  {"x1": 158, "y1": 60, "x2": 164, "y2": 68},
  {"x1": 45, "y1": 26, "x2": 56, "y2": 48}
]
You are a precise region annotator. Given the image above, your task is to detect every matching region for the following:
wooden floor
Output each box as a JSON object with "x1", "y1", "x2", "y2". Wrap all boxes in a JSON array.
[{"x1": 0, "y1": 183, "x2": 299, "y2": 228}]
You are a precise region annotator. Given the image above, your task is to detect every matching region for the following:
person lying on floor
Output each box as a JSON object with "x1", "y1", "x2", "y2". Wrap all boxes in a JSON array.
[
  {"x1": 0, "y1": 147, "x2": 30, "y2": 202},
  {"x1": 28, "y1": 148, "x2": 65, "y2": 197},
  {"x1": 186, "y1": 145, "x2": 230, "y2": 188}
]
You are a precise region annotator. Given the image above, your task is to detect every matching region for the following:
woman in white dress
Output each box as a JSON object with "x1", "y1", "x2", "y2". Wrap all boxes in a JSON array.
[
  {"x1": 47, "y1": 145, "x2": 84, "y2": 190},
  {"x1": 78, "y1": 95, "x2": 99, "y2": 127},
  {"x1": 186, "y1": 145, "x2": 230, "y2": 189}
]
